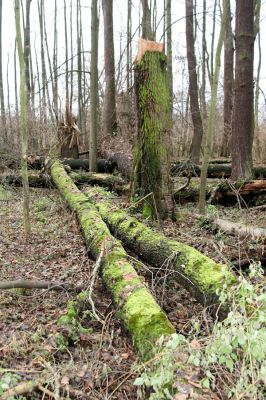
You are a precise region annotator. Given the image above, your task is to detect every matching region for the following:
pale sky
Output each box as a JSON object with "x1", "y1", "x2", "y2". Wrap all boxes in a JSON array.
[{"x1": 2, "y1": 0, "x2": 266, "y2": 119}]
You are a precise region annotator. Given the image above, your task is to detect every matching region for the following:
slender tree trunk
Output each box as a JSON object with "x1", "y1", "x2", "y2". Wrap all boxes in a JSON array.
[
  {"x1": 37, "y1": 0, "x2": 47, "y2": 123},
  {"x1": 89, "y1": 0, "x2": 99, "y2": 172},
  {"x1": 77, "y1": 0, "x2": 82, "y2": 131},
  {"x1": 231, "y1": 0, "x2": 254, "y2": 180},
  {"x1": 126, "y1": 0, "x2": 132, "y2": 92},
  {"x1": 200, "y1": 0, "x2": 207, "y2": 127},
  {"x1": 6, "y1": 54, "x2": 12, "y2": 136},
  {"x1": 14, "y1": 0, "x2": 31, "y2": 237},
  {"x1": 210, "y1": 0, "x2": 217, "y2": 81},
  {"x1": 64, "y1": 0, "x2": 69, "y2": 100},
  {"x1": 42, "y1": 0, "x2": 54, "y2": 124},
  {"x1": 254, "y1": 0, "x2": 261, "y2": 160},
  {"x1": 221, "y1": 0, "x2": 234, "y2": 157},
  {"x1": 102, "y1": 0, "x2": 117, "y2": 136},
  {"x1": 186, "y1": 0, "x2": 204, "y2": 163},
  {"x1": 141, "y1": 0, "x2": 154, "y2": 40},
  {"x1": 53, "y1": 0, "x2": 58, "y2": 118},
  {"x1": 166, "y1": 0, "x2": 173, "y2": 115},
  {"x1": 70, "y1": 0, "x2": 74, "y2": 112},
  {"x1": 0, "y1": 0, "x2": 7, "y2": 142},
  {"x1": 199, "y1": 0, "x2": 229, "y2": 214},
  {"x1": 24, "y1": 0, "x2": 31, "y2": 106}
]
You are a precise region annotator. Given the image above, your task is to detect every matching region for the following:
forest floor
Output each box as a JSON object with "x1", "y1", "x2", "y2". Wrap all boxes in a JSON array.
[{"x1": 0, "y1": 181, "x2": 265, "y2": 399}]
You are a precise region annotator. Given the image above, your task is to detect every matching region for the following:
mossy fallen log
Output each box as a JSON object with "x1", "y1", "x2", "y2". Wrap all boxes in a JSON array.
[
  {"x1": 50, "y1": 160, "x2": 175, "y2": 358},
  {"x1": 83, "y1": 187, "x2": 236, "y2": 313}
]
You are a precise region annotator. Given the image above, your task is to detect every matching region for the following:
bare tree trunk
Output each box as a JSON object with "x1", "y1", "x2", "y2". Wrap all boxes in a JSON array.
[
  {"x1": 254, "y1": 0, "x2": 261, "y2": 160},
  {"x1": 6, "y1": 54, "x2": 12, "y2": 137},
  {"x1": 231, "y1": 0, "x2": 254, "y2": 180},
  {"x1": 77, "y1": 0, "x2": 82, "y2": 131},
  {"x1": 14, "y1": 0, "x2": 31, "y2": 237},
  {"x1": 126, "y1": 0, "x2": 132, "y2": 92},
  {"x1": 53, "y1": 0, "x2": 58, "y2": 118},
  {"x1": 37, "y1": 0, "x2": 47, "y2": 124},
  {"x1": 42, "y1": 0, "x2": 55, "y2": 124},
  {"x1": 14, "y1": 41, "x2": 19, "y2": 127},
  {"x1": 0, "y1": 0, "x2": 7, "y2": 142},
  {"x1": 200, "y1": 0, "x2": 207, "y2": 127},
  {"x1": 210, "y1": 0, "x2": 217, "y2": 81},
  {"x1": 166, "y1": 0, "x2": 173, "y2": 115},
  {"x1": 186, "y1": 0, "x2": 204, "y2": 163},
  {"x1": 89, "y1": 0, "x2": 99, "y2": 172},
  {"x1": 64, "y1": 0, "x2": 69, "y2": 100},
  {"x1": 199, "y1": 0, "x2": 229, "y2": 214},
  {"x1": 24, "y1": 0, "x2": 31, "y2": 106},
  {"x1": 221, "y1": 0, "x2": 234, "y2": 157},
  {"x1": 70, "y1": 0, "x2": 74, "y2": 112},
  {"x1": 102, "y1": 0, "x2": 117, "y2": 136},
  {"x1": 141, "y1": 0, "x2": 154, "y2": 40}
]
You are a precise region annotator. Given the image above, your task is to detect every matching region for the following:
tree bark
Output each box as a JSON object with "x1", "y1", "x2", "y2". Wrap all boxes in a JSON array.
[
  {"x1": 141, "y1": 0, "x2": 154, "y2": 40},
  {"x1": 198, "y1": 0, "x2": 228, "y2": 214},
  {"x1": 102, "y1": 0, "x2": 117, "y2": 136},
  {"x1": 231, "y1": 0, "x2": 254, "y2": 180},
  {"x1": 185, "y1": 0, "x2": 204, "y2": 164},
  {"x1": 166, "y1": 0, "x2": 173, "y2": 115},
  {"x1": 89, "y1": 0, "x2": 99, "y2": 172},
  {"x1": 0, "y1": 0, "x2": 7, "y2": 142},
  {"x1": 14, "y1": 0, "x2": 31, "y2": 237},
  {"x1": 221, "y1": 0, "x2": 234, "y2": 157}
]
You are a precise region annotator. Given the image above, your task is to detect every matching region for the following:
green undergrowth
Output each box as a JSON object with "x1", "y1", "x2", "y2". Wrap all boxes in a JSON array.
[
  {"x1": 134, "y1": 263, "x2": 266, "y2": 399},
  {"x1": 0, "y1": 372, "x2": 26, "y2": 399},
  {"x1": 57, "y1": 291, "x2": 93, "y2": 346}
]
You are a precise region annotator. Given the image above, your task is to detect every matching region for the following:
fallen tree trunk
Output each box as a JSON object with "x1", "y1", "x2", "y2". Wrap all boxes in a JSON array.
[
  {"x1": 2, "y1": 172, "x2": 128, "y2": 193},
  {"x1": 210, "y1": 218, "x2": 266, "y2": 240},
  {"x1": 5, "y1": 156, "x2": 116, "y2": 173},
  {"x1": 0, "y1": 280, "x2": 86, "y2": 292},
  {"x1": 50, "y1": 160, "x2": 175, "y2": 358},
  {"x1": 172, "y1": 162, "x2": 266, "y2": 178},
  {"x1": 83, "y1": 187, "x2": 236, "y2": 312},
  {"x1": 213, "y1": 179, "x2": 266, "y2": 206}
]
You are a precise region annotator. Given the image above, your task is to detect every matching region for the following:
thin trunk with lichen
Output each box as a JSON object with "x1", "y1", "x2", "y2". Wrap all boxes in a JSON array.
[
  {"x1": 50, "y1": 160, "x2": 175, "y2": 359},
  {"x1": 134, "y1": 47, "x2": 175, "y2": 219},
  {"x1": 14, "y1": 0, "x2": 31, "y2": 237}
]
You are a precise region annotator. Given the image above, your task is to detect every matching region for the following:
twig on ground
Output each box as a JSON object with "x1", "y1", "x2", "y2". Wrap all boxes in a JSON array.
[
  {"x1": 0, "y1": 280, "x2": 86, "y2": 292},
  {"x1": 87, "y1": 241, "x2": 105, "y2": 324}
]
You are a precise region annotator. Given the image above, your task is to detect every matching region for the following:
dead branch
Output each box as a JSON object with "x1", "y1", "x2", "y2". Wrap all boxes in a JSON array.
[{"x1": 0, "y1": 280, "x2": 86, "y2": 292}]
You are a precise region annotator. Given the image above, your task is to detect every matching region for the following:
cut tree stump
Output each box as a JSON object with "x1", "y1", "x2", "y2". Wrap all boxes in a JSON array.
[
  {"x1": 50, "y1": 160, "x2": 175, "y2": 358},
  {"x1": 83, "y1": 187, "x2": 236, "y2": 314}
]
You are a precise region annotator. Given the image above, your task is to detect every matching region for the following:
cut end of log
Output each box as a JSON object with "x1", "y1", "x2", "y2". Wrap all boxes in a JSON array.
[{"x1": 135, "y1": 38, "x2": 164, "y2": 63}]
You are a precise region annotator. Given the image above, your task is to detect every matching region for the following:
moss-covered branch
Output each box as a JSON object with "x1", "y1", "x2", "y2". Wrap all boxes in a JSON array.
[
  {"x1": 50, "y1": 160, "x2": 175, "y2": 358},
  {"x1": 83, "y1": 187, "x2": 236, "y2": 312}
]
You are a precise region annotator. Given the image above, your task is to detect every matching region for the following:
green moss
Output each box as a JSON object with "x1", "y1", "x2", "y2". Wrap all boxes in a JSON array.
[
  {"x1": 134, "y1": 51, "x2": 172, "y2": 218},
  {"x1": 50, "y1": 160, "x2": 175, "y2": 359},
  {"x1": 122, "y1": 288, "x2": 175, "y2": 358},
  {"x1": 83, "y1": 187, "x2": 237, "y2": 307}
]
